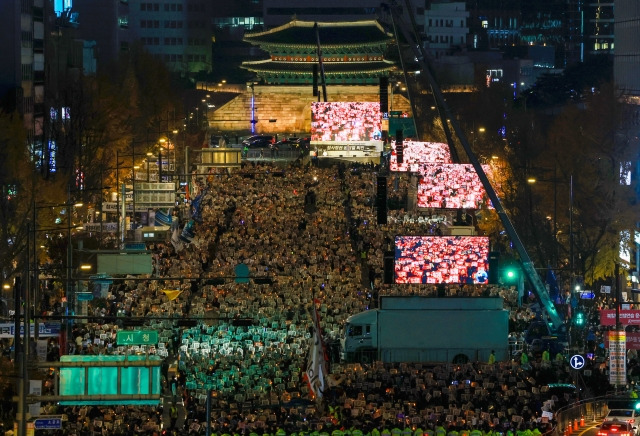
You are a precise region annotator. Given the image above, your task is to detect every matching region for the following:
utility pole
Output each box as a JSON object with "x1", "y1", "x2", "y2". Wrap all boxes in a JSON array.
[
  {"x1": 314, "y1": 23, "x2": 328, "y2": 103},
  {"x1": 14, "y1": 274, "x2": 26, "y2": 436}
]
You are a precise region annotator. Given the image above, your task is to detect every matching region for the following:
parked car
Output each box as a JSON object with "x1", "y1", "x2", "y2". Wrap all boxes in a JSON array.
[
  {"x1": 242, "y1": 135, "x2": 274, "y2": 148},
  {"x1": 270, "y1": 139, "x2": 297, "y2": 151}
]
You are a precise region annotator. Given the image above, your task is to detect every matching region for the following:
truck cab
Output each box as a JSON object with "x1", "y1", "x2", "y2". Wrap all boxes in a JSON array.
[{"x1": 341, "y1": 310, "x2": 378, "y2": 362}]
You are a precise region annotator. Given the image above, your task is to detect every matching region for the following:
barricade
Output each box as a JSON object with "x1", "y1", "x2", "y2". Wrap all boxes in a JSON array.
[{"x1": 551, "y1": 399, "x2": 608, "y2": 436}]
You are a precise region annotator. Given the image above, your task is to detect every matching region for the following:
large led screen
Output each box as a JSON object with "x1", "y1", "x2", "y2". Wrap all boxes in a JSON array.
[
  {"x1": 395, "y1": 235, "x2": 490, "y2": 284},
  {"x1": 311, "y1": 102, "x2": 383, "y2": 157},
  {"x1": 390, "y1": 140, "x2": 452, "y2": 172},
  {"x1": 417, "y1": 163, "x2": 494, "y2": 209}
]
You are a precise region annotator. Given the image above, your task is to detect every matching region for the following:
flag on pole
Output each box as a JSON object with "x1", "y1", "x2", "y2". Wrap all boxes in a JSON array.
[
  {"x1": 170, "y1": 226, "x2": 183, "y2": 252},
  {"x1": 305, "y1": 299, "x2": 329, "y2": 399}
]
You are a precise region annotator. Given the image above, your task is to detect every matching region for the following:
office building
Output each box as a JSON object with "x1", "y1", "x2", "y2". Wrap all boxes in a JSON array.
[{"x1": 0, "y1": 0, "x2": 46, "y2": 158}]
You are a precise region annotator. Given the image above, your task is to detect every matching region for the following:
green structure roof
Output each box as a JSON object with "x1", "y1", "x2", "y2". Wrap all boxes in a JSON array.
[{"x1": 242, "y1": 59, "x2": 395, "y2": 74}]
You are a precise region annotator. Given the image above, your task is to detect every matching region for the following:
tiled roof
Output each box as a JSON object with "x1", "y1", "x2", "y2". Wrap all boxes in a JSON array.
[
  {"x1": 241, "y1": 60, "x2": 395, "y2": 74},
  {"x1": 244, "y1": 20, "x2": 393, "y2": 47}
]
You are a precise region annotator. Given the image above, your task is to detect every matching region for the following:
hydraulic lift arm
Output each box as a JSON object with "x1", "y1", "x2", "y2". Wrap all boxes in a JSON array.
[{"x1": 382, "y1": 1, "x2": 567, "y2": 337}]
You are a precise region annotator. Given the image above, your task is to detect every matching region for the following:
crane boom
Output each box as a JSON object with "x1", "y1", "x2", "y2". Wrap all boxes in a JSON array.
[{"x1": 383, "y1": 1, "x2": 567, "y2": 337}]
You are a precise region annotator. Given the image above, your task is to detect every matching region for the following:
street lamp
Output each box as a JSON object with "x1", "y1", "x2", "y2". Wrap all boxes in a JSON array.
[
  {"x1": 157, "y1": 137, "x2": 176, "y2": 182},
  {"x1": 18, "y1": 196, "x2": 84, "y2": 436},
  {"x1": 527, "y1": 171, "x2": 574, "y2": 272},
  {"x1": 472, "y1": 126, "x2": 485, "y2": 148},
  {"x1": 116, "y1": 148, "x2": 146, "y2": 244}
]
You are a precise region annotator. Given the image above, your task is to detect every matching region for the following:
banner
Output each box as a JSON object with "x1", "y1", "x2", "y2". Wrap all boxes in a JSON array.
[
  {"x1": 600, "y1": 309, "x2": 640, "y2": 325},
  {"x1": 0, "y1": 322, "x2": 61, "y2": 338}
]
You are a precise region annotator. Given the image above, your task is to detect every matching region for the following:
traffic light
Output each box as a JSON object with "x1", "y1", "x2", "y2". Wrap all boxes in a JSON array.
[
  {"x1": 500, "y1": 263, "x2": 520, "y2": 285},
  {"x1": 573, "y1": 275, "x2": 584, "y2": 292},
  {"x1": 574, "y1": 311, "x2": 585, "y2": 327}
]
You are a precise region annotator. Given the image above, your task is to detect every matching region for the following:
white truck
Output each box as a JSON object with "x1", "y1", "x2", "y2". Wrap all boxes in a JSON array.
[{"x1": 341, "y1": 296, "x2": 509, "y2": 364}]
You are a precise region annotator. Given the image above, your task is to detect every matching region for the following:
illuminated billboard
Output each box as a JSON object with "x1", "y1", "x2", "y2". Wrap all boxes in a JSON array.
[
  {"x1": 395, "y1": 235, "x2": 490, "y2": 284},
  {"x1": 417, "y1": 163, "x2": 494, "y2": 209},
  {"x1": 311, "y1": 102, "x2": 383, "y2": 157},
  {"x1": 390, "y1": 140, "x2": 452, "y2": 171}
]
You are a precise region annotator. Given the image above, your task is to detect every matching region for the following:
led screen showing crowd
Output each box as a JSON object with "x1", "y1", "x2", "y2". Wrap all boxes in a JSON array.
[
  {"x1": 389, "y1": 140, "x2": 452, "y2": 171},
  {"x1": 311, "y1": 101, "x2": 382, "y2": 142},
  {"x1": 395, "y1": 235, "x2": 490, "y2": 284},
  {"x1": 417, "y1": 163, "x2": 494, "y2": 209}
]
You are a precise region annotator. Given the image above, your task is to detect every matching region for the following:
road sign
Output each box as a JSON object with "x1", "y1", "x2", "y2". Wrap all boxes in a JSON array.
[
  {"x1": 90, "y1": 273, "x2": 114, "y2": 284},
  {"x1": 34, "y1": 416, "x2": 62, "y2": 429},
  {"x1": 570, "y1": 354, "x2": 585, "y2": 370},
  {"x1": 117, "y1": 330, "x2": 158, "y2": 346},
  {"x1": 76, "y1": 292, "x2": 94, "y2": 301},
  {"x1": 579, "y1": 291, "x2": 595, "y2": 299},
  {"x1": 124, "y1": 242, "x2": 147, "y2": 251}
]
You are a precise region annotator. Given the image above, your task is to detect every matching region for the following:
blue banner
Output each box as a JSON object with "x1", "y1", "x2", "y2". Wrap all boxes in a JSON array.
[{"x1": 0, "y1": 322, "x2": 62, "y2": 338}]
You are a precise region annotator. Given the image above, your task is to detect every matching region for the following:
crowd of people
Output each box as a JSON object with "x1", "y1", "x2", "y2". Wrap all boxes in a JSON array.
[{"x1": 0, "y1": 159, "x2": 618, "y2": 435}]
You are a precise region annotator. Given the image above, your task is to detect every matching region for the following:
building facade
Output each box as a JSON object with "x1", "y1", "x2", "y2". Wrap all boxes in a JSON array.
[
  {"x1": 614, "y1": 0, "x2": 639, "y2": 98},
  {"x1": 73, "y1": 0, "x2": 212, "y2": 76},
  {"x1": 467, "y1": 0, "x2": 521, "y2": 51},
  {"x1": 0, "y1": 0, "x2": 46, "y2": 157},
  {"x1": 72, "y1": 0, "x2": 129, "y2": 70},
  {"x1": 587, "y1": 0, "x2": 614, "y2": 57},
  {"x1": 424, "y1": 2, "x2": 470, "y2": 59},
  {"x1": 262, "y1": 0, "x2": 381, "y2": 28}
]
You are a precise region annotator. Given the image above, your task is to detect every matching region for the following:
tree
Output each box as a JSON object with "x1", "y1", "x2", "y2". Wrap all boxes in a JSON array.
[
  {"x1": 543, "y1": 82, "x2": 639, "y2": 283},
  {"x1": 0, "y1": 111, "x2": 35, "y2": 280}
]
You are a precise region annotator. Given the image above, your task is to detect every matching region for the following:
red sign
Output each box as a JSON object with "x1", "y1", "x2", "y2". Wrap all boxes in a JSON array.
[
  {"x1": 605, "y1": 331, "x2": 640, "y2": 350},
  {"x1": 600, "y1": 309, "x2": 640, "y2": 326}
]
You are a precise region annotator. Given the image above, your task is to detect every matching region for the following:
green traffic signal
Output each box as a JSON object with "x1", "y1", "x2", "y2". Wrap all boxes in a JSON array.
[
  {"x1": 574, "y1": 312, "x2": 585, "y2": 326},
  {"x1": 502, "y1": 266, "x2": 518, "y2": 283}
]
